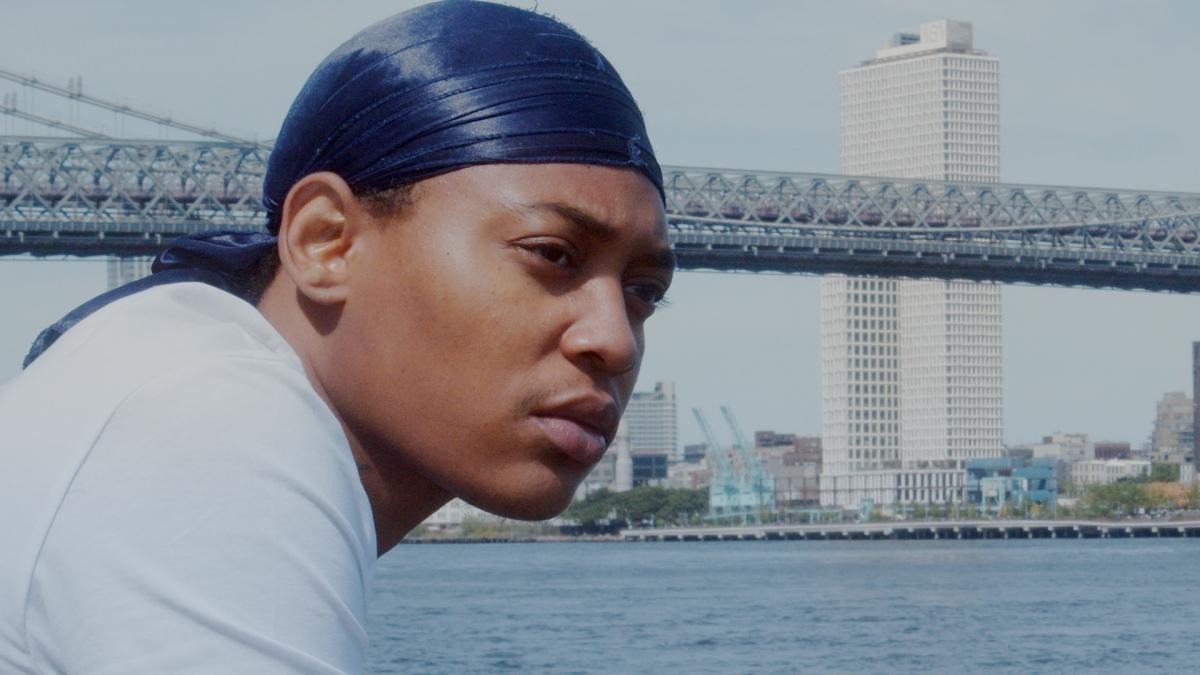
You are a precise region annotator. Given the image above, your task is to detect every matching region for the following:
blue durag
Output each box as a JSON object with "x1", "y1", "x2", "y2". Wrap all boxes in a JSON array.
[{"x1": 25, "y1": 0, "x2": 661, "y2": 367}]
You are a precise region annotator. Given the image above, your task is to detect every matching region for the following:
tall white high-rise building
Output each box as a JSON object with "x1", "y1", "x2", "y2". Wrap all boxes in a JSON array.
[
  {"x1": 821, "y1": 20, "x2": 1003, "y2": 508},
  {"x1": 840, "y1": 20, "x2": 999, "y2": 183},
  {"x1": 624, "y1": 380, "x2": 679, "y2": 461}
]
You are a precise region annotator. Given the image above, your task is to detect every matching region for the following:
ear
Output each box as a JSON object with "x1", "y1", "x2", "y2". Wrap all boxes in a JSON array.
[{"x1": 276, "y1": 172, "x2": 363, "y2": 305}]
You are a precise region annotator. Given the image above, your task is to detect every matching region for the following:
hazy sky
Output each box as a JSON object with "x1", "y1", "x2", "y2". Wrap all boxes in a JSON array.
[{"x1": 2, "y1": 0, "x2": 1199, "y2": 449}]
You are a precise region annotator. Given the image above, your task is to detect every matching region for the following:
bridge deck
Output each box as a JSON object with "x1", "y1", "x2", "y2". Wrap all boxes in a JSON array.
[{"x1": 4, "y1": 138, "x2": 1200, "y2": 290}]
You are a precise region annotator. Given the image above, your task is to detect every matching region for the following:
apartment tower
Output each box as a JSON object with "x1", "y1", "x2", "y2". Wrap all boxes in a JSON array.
[{"x1": 821, "y1": 20, "x2": 1004, "y2": 507}]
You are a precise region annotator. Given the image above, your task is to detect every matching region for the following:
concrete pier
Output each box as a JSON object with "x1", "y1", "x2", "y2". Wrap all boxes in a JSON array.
[{"x1": 620, "y1": 519, "x2": 1200, "y2": 542}]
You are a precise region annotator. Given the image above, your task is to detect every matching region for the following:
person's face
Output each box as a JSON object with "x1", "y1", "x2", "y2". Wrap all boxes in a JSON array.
[{"x1": 325, "y1": 164, "x2": 673, "y2": 519}]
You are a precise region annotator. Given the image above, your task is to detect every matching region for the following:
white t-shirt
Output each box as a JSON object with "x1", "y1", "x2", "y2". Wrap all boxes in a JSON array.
[{"x1": 0, "y1": 283, "x2": 376, "y2": 674}]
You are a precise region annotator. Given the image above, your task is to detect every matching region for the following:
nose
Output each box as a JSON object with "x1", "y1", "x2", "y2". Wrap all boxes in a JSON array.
[{"x1": 560, "y1": 278, "x2": 640, "y2": 376}]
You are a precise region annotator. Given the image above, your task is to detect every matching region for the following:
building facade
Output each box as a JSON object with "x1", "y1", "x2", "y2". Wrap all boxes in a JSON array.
[{"x1": 821, "y1": 20, "x2": 1003, "y2": 508}]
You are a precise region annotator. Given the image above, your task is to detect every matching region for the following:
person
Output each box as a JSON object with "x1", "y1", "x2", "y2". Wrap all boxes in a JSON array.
[{"x1": 0, "y1": 1, "x2": 674, "y2": 673}]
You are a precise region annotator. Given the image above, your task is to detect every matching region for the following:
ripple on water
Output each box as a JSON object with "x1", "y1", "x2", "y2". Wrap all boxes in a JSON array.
[{"x1": 366, "y1": 539, "x2": 1200, "y2": 674}]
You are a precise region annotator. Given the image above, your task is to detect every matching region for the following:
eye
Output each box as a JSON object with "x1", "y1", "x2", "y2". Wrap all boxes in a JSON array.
[
  {"x1": 518, "y1": 240, "x2": 576, "y2": 269},
  {"x1": 625, "y1": 281, "x2": 669, "y2": 310}
]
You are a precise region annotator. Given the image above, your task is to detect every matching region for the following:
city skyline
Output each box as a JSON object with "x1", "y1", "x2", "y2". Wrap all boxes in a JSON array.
[{"x1": 2, "y1": 1, "x2": 1200, "y2": 450}]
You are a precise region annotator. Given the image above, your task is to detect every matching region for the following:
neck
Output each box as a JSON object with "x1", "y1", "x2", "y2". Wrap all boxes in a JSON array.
[{"x1": 257, "y1": 275, "x2": 453, "y2": 555}]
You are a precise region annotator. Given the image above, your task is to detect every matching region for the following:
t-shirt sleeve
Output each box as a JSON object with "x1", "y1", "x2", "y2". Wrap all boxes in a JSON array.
[{"x1": 24, "y1": 356, "x2": 377, "y2": 675}]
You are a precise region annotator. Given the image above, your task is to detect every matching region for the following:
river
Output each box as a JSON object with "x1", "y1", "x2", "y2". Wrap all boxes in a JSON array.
[{"x1": 365, "y1": 539, "x2": 1199, "y2": 674}]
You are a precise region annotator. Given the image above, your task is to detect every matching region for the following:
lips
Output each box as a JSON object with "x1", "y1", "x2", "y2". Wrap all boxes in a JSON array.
[
  {"x1": 532, "y1": 415, "x2": 609, "y2": 465},
  {"x1": 528, "y1": 391, "x2": 614, "y2": 466}
]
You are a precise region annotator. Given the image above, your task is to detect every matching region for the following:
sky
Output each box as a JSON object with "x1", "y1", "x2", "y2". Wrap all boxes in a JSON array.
[{"x1": 1, "y1": 0, "x2": 1199, "y2": 450}]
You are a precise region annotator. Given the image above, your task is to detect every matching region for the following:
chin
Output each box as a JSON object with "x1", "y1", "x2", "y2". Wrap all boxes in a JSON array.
[{"x1": 466, "y1": 464, "x2": 583, "y2": 521}]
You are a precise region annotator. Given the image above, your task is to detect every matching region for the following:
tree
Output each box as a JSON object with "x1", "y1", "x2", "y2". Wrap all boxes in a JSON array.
[
  {"x1": 1150, "y1": 462, "x2": 1181, "y2": 483},
  {"x1": 1080, "y1": 479, "x2": 1155, "y2": 517},
  {"x1": 563, "y1": 488, "x2": 618, "y2": 530},
  {"x1": 563, "y1": 487, "x2": 709, "y2": 531}
]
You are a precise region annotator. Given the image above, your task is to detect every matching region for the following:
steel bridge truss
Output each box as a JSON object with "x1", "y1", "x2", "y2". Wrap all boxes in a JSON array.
[
  {"x1": 0, "y1": 138, "x2": 268, "y2": 254},
  {"x1": 3, "y1": 137, "x2": 1200, "y2": 292},
  {"x1": 666, "y1": 168, "x2": 1200, "y2": 292}
]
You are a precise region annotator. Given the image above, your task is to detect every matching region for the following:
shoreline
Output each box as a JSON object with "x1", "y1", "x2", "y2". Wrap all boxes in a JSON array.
[{"x1": 403, "y1": 517, "x2": 1200, "y2": 544}]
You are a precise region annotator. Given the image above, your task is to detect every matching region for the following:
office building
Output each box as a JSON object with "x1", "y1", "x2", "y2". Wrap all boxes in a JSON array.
[{"x1": 821, "y1": 20, "x2": 1003, "y2": 507}]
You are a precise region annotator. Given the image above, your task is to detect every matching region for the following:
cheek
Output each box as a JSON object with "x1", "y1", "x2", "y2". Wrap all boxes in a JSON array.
[{"x1": 339, "y1": 241, "x2": 562, "y2": 462}]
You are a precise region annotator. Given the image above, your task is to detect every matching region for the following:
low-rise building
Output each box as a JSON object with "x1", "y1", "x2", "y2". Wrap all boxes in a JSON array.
[
  {"x1": 1068, "y1": 459, "x2": 1152, "y2": 486},
  {"x1": 763, "y1": 455, "x2": 820, "y2": 508},
  {"x1": 965, "y1": 458, "x2": 1057, "y2": 511},
  {"x1": 755, "y1": 433, "x2": 822, "y2": 509}
]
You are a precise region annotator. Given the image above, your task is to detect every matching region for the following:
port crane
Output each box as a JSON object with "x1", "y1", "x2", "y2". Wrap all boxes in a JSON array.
[{"x1": 692, "y1": 406, "x2": 775, "y2": 520}]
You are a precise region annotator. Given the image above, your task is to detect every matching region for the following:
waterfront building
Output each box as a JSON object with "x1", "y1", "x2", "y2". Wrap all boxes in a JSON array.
[
  {"x1": 762, "y1": 455, "x2": 821, "y2": 508},
  {"x1": 821, "y1": 20, "x2": 1003, "y2": 508},
  {"x1": 965, "y1": 457, "x2": 1056, "y2": 512},
  {"x1": 754, "y1": 432, "x2": 822, "y2": 508},
  {"x1": 1067, "y1": 459, "x2": 1152, "y2": 486},
  {"x1": 1152, "y1": 390, "x2": 1193, "y2": 455},
  {"x1": 624, "y1": 380, "x2": 679, "y2": 461}
]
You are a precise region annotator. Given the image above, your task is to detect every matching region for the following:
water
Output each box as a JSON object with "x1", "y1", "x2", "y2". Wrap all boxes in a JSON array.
[{"x1": 365, "y1": 539, "x2": 1200, "y2": 674}]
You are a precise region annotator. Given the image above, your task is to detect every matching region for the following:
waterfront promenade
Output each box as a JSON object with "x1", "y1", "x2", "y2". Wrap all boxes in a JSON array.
[{"x1": 621, "y1": 519, "x2": 1200, "y2": 541}]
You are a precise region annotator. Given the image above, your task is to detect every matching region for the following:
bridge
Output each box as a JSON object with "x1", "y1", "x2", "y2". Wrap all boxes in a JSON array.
[
  {"x1": 3, "y1": 136, "x2": 1200, "y2": 292},
  {"x1": 621, "y1": 519, "x2": 1200, "y2": 541}
]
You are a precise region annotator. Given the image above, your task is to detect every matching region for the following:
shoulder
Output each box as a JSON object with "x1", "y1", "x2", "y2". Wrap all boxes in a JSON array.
[
  {"x1": 22, "y1": 286, "x2": 377, "y2": 673},
  {"x1": 49, "y1": 281, "x2": 302, "y2": 372}
]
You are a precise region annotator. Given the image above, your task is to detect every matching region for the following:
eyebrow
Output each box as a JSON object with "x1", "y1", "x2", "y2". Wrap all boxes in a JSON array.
[{"x1": 527, "y1": 202, "x2": 678, "y2": 271}]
